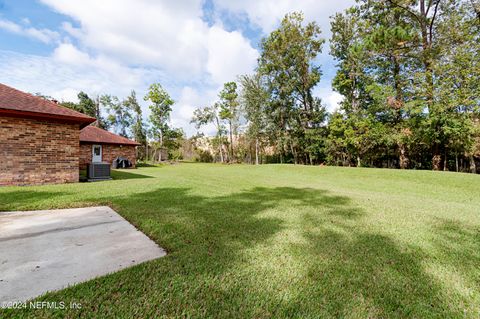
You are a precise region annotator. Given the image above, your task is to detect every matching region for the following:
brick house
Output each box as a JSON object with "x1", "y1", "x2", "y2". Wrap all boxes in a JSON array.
[
  {"x1": 0, "y1": 83, "x2": 96, "y2": 186},
  {"x1": 0, "y1": 83, "x2": 141, "y2": 186},
  {"x1": 79, "y1": 125, "x2": 140, "y2": 170}
]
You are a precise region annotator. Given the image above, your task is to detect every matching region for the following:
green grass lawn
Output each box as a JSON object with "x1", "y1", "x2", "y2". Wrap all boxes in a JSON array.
[{"x1": 1, "y1": 163, "x2": 479, "y2": 318}]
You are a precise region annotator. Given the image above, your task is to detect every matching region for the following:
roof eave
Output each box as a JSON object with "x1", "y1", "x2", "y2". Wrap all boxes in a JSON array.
[
  {"x1": 0, "y1": 108, "x2": 96, "y2": 128},
  {"x1": 80, "y1": 140, "x2": 141, "y2": 146}
]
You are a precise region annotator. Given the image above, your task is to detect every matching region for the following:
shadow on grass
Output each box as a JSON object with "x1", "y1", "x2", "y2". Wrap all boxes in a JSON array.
[
  {"x1": 110, "y1": 170, "x2": 153, "y2": 180},
  {"x1": 430, "y1": 218, "x2": 480, "y2": 287},
  {"x1": 270, "y1": 211, "x2": 480, "y2": 317},
  {"x1": 136, "y1": 162, "x2": 163, "y2": 167},
  {"x1": 0, "y1": 191, "x2": 69, "y2": 212},
  {"x1": 284, "y1": 227, "x2": 461, "y2": 318},
  {"x1": 1, "y1": 186, "x2": 474, "y2": 318},
  {"x1": 113, "y1": 187, "x2": 347, "y2": 255}
]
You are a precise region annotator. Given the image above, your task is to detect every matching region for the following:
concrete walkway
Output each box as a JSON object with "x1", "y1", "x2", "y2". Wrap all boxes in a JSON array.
[{"x1": 0, "y1": 206, "x2": 166, "y2": 305}]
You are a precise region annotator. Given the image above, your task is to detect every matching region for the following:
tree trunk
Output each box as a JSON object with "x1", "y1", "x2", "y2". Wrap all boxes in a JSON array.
[
  {"x1": 215, "y1": 116, "x2": 224, "y2": 163},
  {"x1": 219, "y1": 144, "x2": 224, "y2": 163},
  {"x1": 432, "y1": 143, "x2": 442, "y2": 170},
  {"x1": 158, "y1": 130, "x2": 163, "y2": 162},
  {"x1": 146, "y1": 142, "x2": 149, "y2": 162},
  {"x1": 229, "y1": 121, "x2": 234, "y2": 162},
  {"x1": 420, "y1": 0, "x2": 443, "y2": 172},
  {"x1": 95, "y1": 96, "x2": 101, "y2": 128},
  {"x1": 399, "y1": 143, "x2": 409, "y2": 169},
  {"x1": 432, "y1": 154, "x2": 442, "y2": 171},
  {"x1": 420, "y1": 0, "x2": 435, "y2": 106},
  {"x1": 255, "y1": 138, "x2": 259, "y2": 165},
  {"x1": 290, "y1": 144, "x2": 297, "y2": 165},
  {"x1": 470, "y1": 155, "x2": 477, "y2": 173},
  {"x1": 357, "y1": 155, "x2": 361, "y2": 167},
  {"x1": 443, "y1": 149, "x2": 448, "y2": 171},
  {"x1": 455, "y1": 153, "x2": 459, "y2": 172}
]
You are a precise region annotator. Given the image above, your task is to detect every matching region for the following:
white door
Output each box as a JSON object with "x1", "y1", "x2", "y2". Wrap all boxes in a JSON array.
[{"x1": 92, "y1": 145, "x2": 102, "y2": 163}]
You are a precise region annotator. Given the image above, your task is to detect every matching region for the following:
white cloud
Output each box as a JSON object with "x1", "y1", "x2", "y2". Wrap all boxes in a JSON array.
[
  {"x1": 213, "y1": 0, "x2": 353, "y2": 37},
  {"x1": 53, "y1": 42, "x2": 91, "y2": 65},
  {"x1": 0, "y1": 50, "x2": 155, "y2": 103},
  {"x1": 170, "y1": 86, "x2": 219, "y2": 136},
  {"x1": 61, "y1": 22, "x2": 82, "y2": 39},
  {"x1": 21, "y1": 18, "x2": 31, "y2": 25},
  {"x1": 206, "y1": 25, "x2": 259, "y2": 84},
  {"x1": 50, "y1": 87, "x2": 80, "y2": 102},
  {"x1": 314, "y1": 86, "x2": 343, "y2": 112},
  {"x1": 0, "y1": 18, "x2": 60, "y2": 44},
  {"x1": 40, "y1": 0, "x2": 258, "y2": 84},
  {"x1": 325, "y1": 91, "x2": 343, "y2": 112},
  {"x1": 50, "y1": 42, "x2": 165, "y2": 98},
  {"x1": 40, "y1": 0, "x2": 206, "y2": 77}
]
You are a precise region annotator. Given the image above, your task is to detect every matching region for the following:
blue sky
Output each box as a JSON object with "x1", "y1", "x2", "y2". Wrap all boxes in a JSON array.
[{"x1": 0, "y1": 0, "x2": 353, "y2": 136}]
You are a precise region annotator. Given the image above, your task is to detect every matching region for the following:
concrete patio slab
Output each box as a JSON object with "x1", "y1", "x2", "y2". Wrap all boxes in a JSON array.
[{"x1": 0, "y1": 206, "x2": 166, "y2": 305}]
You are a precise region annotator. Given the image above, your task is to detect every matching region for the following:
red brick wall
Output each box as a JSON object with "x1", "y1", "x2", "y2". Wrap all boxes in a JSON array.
[
  {"x1": 0, "y1": 116, "x2": 80, "y2": 186},
  {"x1": 79, "y1": 144, "x2": 91, "y2": 170},
  {"x1": 80, "y1": 143, "x2": 137, "y2": 169}
]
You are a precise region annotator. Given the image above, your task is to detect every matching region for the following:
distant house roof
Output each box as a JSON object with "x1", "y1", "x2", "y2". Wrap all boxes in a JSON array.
[
  {"x1": 80, "y1": 125, "x2": 141, "y2": 146},
  {"x1": 0, "y1": 83, "x2": 96, "y2": 128}
]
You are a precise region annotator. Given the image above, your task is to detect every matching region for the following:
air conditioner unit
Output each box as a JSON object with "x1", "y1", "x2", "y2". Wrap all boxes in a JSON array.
[{"x1": 87, "y1": 163, "x2": 112, "y2": 181}]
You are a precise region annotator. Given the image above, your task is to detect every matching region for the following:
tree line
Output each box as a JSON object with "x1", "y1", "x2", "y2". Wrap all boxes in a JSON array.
[{"x1": 191, "y1": 0, "x2": 480, "y2": 173}]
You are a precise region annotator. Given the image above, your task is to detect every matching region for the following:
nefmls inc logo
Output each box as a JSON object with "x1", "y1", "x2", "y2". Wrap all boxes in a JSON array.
[{"x1": 29, "y1": 301, "x2": 67, "y2": 309}]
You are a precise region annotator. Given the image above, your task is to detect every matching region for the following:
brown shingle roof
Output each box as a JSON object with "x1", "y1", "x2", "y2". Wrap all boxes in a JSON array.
[
  {"x1": 80, "y1": 125, "x2": 141, "y2": 146},
  {"x1": 0, "y1": 83, "x2": 96, "y2": 128}
]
